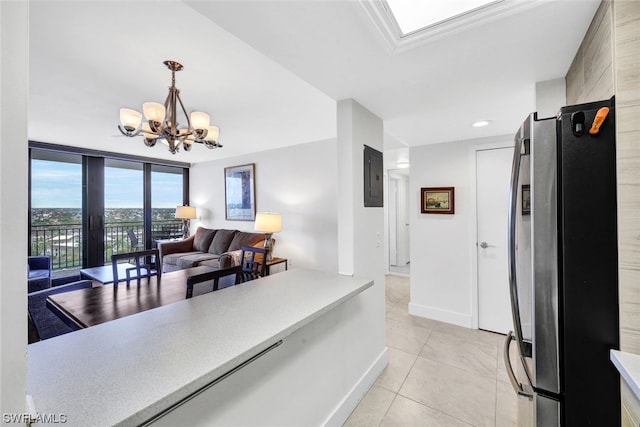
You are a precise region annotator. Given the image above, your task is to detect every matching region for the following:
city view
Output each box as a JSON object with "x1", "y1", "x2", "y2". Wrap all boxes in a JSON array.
[{"x1": 30, "y1": 208, "x2": 182, "y2": 273}]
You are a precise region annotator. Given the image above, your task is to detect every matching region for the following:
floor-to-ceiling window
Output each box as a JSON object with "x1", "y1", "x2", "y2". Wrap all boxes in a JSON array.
[
  {"x1": 29, "y1": 143, "x2": 188, "y2": 279},
  {"x1": 104, "y1": 159, "x2": 144, "y2": 261},
  {"x1": 30, "y1": 151, "x2": 83, "y2": 277},
  {"x1": 151, "y1": 165, "x2": 185, "y2": 243}
]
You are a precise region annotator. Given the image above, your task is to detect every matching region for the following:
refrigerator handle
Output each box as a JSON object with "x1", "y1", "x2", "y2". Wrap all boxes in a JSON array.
[
  {"x1": 507, "y1": 135, "x2": 527, "y2": 358},
  {"x1": 504, "y1": 331, "x2": 533, "y2": 399}
]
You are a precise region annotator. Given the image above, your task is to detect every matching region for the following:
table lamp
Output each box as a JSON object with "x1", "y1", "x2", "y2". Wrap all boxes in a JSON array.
[
  {"x1": 254, "y1": 212, "x2": 282, "y2": 261},
  {"x1": 175, "y1": 205, "x2": 197, "y2": 238}
]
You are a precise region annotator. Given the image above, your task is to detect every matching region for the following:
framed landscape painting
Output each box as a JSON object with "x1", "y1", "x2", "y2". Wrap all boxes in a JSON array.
[
  {"x1": 421, "y1": 187, "x2": 455, "y2": 214},
  {"x1": 224, "y1": 163, "x2": 256, "y2": 221}
]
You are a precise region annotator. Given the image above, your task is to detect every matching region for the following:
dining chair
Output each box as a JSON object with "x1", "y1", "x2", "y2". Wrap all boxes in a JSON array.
[
  {"x1": 127, "y1": 229, "x2": 145, "y2": 251},
  {"x1": 185, "y1": 265, "x2": 243, "y2": 298},
  {"x1": 111, "y1": 249, "x2": 160, "y2": 287},
  {"x1": 239, "y1": 246, "x2": 267, "y2": 282}
]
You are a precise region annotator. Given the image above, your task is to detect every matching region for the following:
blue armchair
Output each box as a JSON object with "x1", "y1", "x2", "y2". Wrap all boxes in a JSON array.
[
  {"x1": 28, "y1": 279, "x2": 93, "y2": 343},
  {"x1": 28, "y1": 256, "x2": 51, "y2": 293}
]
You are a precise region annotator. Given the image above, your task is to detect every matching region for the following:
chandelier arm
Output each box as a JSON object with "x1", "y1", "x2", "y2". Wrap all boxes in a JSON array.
[
  {"x1": 118, "y1": 124, "x2": 142, "y2": 137},
  {"x1": 176, "y1": 91, "x2": 192, "y2": 131}
]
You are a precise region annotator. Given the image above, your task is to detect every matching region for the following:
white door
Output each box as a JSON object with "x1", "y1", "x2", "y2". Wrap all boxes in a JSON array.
[
  {"x1": 395, "y1": 174, "x2": 410, "y2": 266},
  {"x1": 477, "y1": 147, "x2": 513, "y2": 334},
  {"x1": 388, "y1": 173, "x2": 410, "y2": 269},
  {"x1": 389, "y1": 176, "x2": 399, "y2": 266}
]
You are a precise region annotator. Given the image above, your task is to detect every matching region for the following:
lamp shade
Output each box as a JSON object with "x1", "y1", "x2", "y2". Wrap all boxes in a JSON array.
[
  {"x1": 175, "y1": 205, "x2": 197, "y2": 219},
  {"x1": 206, "y1": 126, "x2": 220, "y2": 142},
  {"x1": 120, "y1": 108, "x2": 143, "y2": 129},
  {"x1": 190, "y1": 111, "x2": 210, "y2": 130},
  {"x1": 143, "y1": 102, "x2": 166, "y2": 123},
  {"x1": 254, "y1": 212, "x2": 282, "y2": 233}
]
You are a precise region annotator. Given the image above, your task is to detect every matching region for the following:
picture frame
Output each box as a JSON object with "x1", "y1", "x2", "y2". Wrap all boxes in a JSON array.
[
  {"x1": 522, "y1": 184, "x2": 531, "y2": 216},
  {"x1": 421, "y1": 187, "x2": 455, "y2": 214},
  {"x1": 224, "y1": 163, "x2": 256, "y2": 221}
]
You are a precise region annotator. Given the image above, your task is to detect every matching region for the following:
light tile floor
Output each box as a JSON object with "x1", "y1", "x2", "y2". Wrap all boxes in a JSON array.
[{"x1": 344, "y1": 275, "x2": 520, "y2": 427}]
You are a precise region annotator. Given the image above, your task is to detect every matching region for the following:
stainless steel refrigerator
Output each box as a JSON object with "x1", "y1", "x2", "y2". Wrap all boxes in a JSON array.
[{"x1": 504, "y1": 97, "x2": 620, "y2": 426}]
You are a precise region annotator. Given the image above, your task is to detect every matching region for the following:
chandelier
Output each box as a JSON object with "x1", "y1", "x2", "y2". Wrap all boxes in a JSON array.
[{"x1": 118, "y1": 60, "x2": 222, "y2": 154}]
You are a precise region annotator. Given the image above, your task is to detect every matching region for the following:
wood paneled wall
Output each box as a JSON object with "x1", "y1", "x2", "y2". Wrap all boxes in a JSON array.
[
  {"x1": 567, "y1": 1, "x2": 640, "y2": 424},
  {"x1": 614, "y1": 0, "x2": 640, "y2": 354},
  {"x1": 566, "y1": 1, "x2": 614, "y2": 104}
]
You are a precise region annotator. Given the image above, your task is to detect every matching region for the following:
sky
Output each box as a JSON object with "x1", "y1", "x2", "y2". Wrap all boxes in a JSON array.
[{"x1": 31, "y1": 160, "x2": 183, "y2": 208}]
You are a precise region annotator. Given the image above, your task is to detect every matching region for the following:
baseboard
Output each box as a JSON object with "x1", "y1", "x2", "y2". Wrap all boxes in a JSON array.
[
  {"x1": 322, "y1": 347, "x2": 389, "y2": 427},
  {"x1": 408, "y1": 302, "x2": 472, "y2": 328}
]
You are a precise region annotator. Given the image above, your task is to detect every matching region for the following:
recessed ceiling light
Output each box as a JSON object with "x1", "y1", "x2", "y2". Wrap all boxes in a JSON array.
[
  {"x1": 472, "y1": 120, "x2": 491, "y2": 127},
  {"x1": 397, "y1": 162, "x2": 410, "y2": 169}
]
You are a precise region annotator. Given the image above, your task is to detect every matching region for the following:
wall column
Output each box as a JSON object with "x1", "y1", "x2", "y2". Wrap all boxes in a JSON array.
[
  {"x1": 336, "y1": 97, "x2": 386, "y2": 372},
  {"x1": 0, "y1": 0, "x2": 29, "y2": 416}
]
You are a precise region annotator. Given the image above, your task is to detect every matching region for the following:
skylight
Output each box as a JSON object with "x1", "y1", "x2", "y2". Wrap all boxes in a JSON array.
[{"x1": 385, "y1": 0, "x2": 501, "y2": 35}]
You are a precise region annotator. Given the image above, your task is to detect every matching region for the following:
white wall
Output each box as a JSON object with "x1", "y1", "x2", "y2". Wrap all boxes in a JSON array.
[
  {"x1": 190, "y1": 139, "x2": 338, "y2": 273},
  {"x1": 0, "y1": 0, "x2": 28, "y2": 416},
  {"x1": 409, "y1": 135, "x2": 513, "y2": 327},
  {"x1": 536, "y1": 77, "x2": 567, "y2": 118}
]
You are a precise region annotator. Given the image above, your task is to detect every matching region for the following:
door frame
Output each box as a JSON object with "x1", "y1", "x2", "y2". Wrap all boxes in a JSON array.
[{"x1": 468, "y1": 139, "x2": 514, "y2": 329}]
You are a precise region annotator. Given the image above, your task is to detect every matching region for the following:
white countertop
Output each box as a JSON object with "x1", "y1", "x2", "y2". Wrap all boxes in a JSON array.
[
  {"x1": 27, "y1": 268, "x2": 374, "y2": 426},
  {"x1": 611, "y1": 349, "x2": 640, "y2": 399}
]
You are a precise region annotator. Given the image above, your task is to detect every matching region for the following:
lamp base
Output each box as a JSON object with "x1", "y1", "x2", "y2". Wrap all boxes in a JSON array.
[
  {"x1": 263, "y1": 233, "x2": 274, "y2": 261},
  {"x1": 182, "y1": 219, "x2": 190, "y2": 239}
]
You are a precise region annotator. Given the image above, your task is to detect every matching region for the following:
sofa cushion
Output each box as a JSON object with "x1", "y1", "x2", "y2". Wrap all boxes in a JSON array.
[
  {"x1": 163, "y1": 251, "x2": 203, "y2": 267},
  {"x1": 176, "y1": 253, "x2": 220, "y2": 269},
  {"x1": 208, "y1": 229, "x2": 237, "y2": 255},
  {"x1": 199, "y1": 258, "x2": 223, "y2": 269},
  {"x1": 228, "y1": 231, "x2": 265, "y2": 252},
  {"x1": 193, "y1": 227, "x2": 217, "y2": 252}
]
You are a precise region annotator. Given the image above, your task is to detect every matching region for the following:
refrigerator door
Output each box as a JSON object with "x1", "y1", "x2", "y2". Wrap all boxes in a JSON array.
[
  {"x1": 507, "y1": 114, "x2": 561, "y2": 425},
  {"x1": 530, "y1": 117, "x2": 560, "y2": 396},
  {"x1": 507, "y1": 116, "x2": 533, "y2": 362}
]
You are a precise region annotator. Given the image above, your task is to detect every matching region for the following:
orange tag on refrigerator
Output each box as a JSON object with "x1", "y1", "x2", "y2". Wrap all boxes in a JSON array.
[{"x1": 589, "y1": 107, "x2": 609, "y2": 135}]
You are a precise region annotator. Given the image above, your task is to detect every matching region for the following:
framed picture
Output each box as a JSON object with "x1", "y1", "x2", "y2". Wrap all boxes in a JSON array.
[
  {"x1": 522, "y1": 184, "x2": 531, "y2": 216},
  {"x1": 421, "y1": 187, "x2": 455, "y2": 214},
  {"x1": 224, "y1": 163, "x2": 256, "y2": 221}
]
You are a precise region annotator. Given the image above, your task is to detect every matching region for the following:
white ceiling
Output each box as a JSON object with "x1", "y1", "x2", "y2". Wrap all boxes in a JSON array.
[{"x1": 28, "y1": 0, "x2": 600, "y2": 165}]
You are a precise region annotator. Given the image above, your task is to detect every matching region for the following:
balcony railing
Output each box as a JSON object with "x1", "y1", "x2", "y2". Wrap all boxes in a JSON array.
[{"x1": 30, "y1": 220, "x2": 183, "y2": 271}]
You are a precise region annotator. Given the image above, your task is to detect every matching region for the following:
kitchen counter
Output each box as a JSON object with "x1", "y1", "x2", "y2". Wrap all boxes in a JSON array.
[
  {"x1": 27, "y1": 268, "x2": 378, "y2": 426},
  {"x1": 611, "y1": 350, "x2": 640, "y2": 398}
]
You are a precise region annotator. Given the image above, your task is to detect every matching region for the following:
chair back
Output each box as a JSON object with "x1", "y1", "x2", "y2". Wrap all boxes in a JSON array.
[
  {"x1": 111, "y1": 249, "x2": 160, "y2": 287},
  {"x1": 127, "y1": 229, "x2": 144, "y2": 250},
  {"x1": 239, "y1": 246, "x2": 267, "y2": 282},
  {"x1": 186, "y1": 265, "x2": 243, "y2": 298}
]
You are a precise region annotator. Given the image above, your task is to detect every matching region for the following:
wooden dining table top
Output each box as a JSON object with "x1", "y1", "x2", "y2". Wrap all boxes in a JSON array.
[{"x1": 47, "y1": 266, "x2": 217, "y2": 329}]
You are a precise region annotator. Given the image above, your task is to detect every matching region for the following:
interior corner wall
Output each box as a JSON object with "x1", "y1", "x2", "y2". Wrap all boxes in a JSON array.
[
  {"x1": 408, "y1": 135, "x2": 513, "y2": 327},
  {"x1": 612, "y1": 0, "x2": 640, "y2": 355},
  {"x1": 536, "y1": 78, "x2": 566, "y2": 118},
  {"x1": 565, "y1": 0, "x2": 615, "y2": 105},
  {"x1": 0, "y1": 0, "x2": 28, "y2": 416},
  {"x1": 189, "y1": 139, "x2": 339, "y2": 273}
]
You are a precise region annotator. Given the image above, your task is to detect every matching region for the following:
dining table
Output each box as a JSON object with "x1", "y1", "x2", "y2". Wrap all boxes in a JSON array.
[{"x1": 46, "y1": 265, "x2": 217, "y2": 330}]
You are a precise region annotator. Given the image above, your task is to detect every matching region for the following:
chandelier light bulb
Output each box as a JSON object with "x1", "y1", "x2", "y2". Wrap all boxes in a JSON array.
[
  {"x1": 141, "y1": 123, "x2": 159, "y2": 139},
  {"x1": 119, "y1": 108, "x2": 143, "y2": 130},
  {"x1": 190, "y1": 111, "x2": 210, "y2": 130},
  {"x1": 143, "y1": 102, "x2": 166, "y2": 123},
  {"x1": 207, "y1": 126, "x2": 220, "y2": 142}
]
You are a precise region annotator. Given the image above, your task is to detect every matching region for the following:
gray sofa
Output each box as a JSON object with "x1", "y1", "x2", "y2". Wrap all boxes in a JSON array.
[{"x1": 158, "y1": 227, "x2": 266, "y2": 273}]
